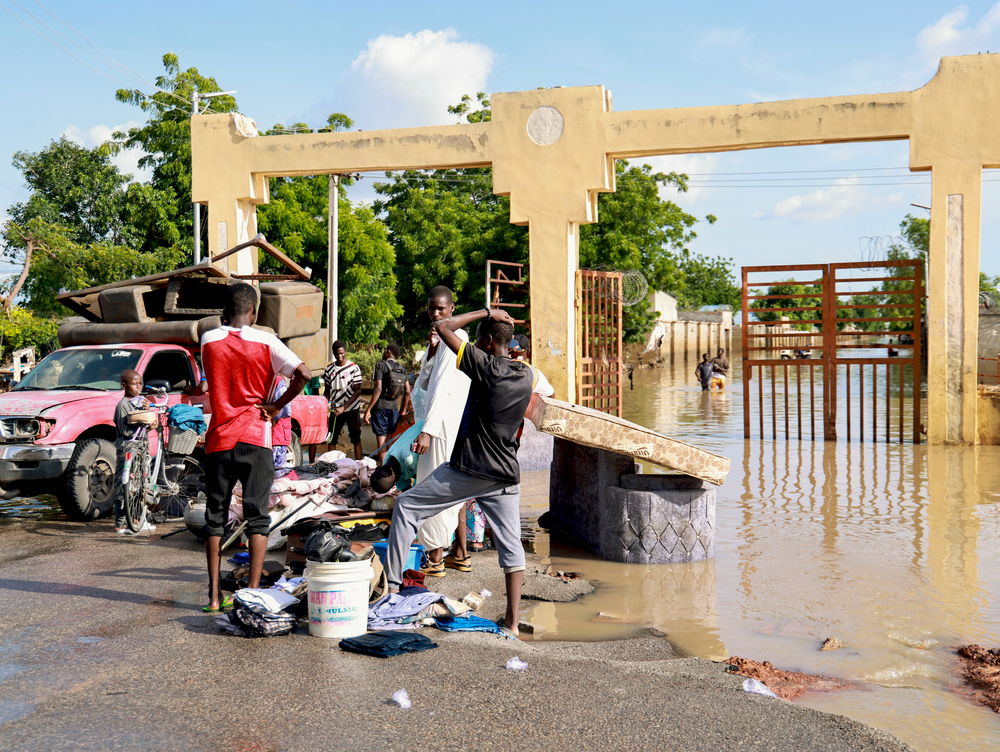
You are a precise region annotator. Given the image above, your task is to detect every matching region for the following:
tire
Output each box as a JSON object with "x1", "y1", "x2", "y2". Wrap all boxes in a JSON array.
[
  {"x1": 61, "y1": 438, "x2": 117, "y2": 521},
  {"x1": 156, "y1": 455, "x2": 205, "y2": 519},
  {"x1": 289, "y1": 432, "x2": 303, "y2": 468},
  {"x1": 124, "y1": 443, "x2": 149, "y2": 533}
]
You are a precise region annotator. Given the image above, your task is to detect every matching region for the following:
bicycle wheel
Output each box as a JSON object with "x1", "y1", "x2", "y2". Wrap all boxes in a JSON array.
[
  {"x1": 123, "y1": 442, "x2": 149, "y2": 533},
  {"x1": 156, "y1": 455, "x2": 205, "y2": 519}
]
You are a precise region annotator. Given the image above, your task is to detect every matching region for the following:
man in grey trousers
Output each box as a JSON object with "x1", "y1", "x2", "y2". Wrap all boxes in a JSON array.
[{"x1": 384, "y1": 306, "x2": 532, "y2": 638}]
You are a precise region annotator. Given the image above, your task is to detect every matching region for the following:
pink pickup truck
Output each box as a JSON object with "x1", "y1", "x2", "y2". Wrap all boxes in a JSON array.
[{"x1": 0, "y1": 342, "x2": 328, "y2": 520}]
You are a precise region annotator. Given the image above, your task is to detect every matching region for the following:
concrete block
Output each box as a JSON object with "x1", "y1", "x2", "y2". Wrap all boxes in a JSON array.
[
  {"x1": 258, "y1": 289, "x2": 324, "y2": 338},
  {"x1": 99, "y1": 285, "x2": 155, "y2": 323},
  {"x1": 284, "y1": 329, "x2": 327, "y2": 375}
]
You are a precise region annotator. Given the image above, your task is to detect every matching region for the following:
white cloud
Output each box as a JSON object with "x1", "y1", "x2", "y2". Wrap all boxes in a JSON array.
[
  {"x1": 755, "y1": 177, "x2": 905, "y2": 222},
  {"x1": 346, "y1": 29, "x2": 494, "y2": 127},
  {"x1": 636, "y1": 154, "x2": 719, "y2": 204},
  {"x1": 917, "y1": 3, "x2": 1000, "y2": 69},
  {"x1": 61, "y1": 120, "x2": 149, "y2": 181}
]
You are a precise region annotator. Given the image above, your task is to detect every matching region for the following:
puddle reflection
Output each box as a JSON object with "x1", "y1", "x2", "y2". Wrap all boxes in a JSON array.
[{"x1": 519, "y1": 355, "x2": 1000, "y2": 752}]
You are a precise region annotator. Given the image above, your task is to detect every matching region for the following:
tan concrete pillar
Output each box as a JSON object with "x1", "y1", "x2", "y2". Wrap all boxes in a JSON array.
[
  {"x1": 528, "y1": 214, "x2": 578, "y2": 401},
  {"x1": 926, "y1": 161, "x2": 981, "y2": 443}
]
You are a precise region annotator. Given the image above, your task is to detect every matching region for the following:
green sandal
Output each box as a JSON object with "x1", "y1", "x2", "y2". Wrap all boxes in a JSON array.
[{"x1": 202, "y1": 596, "x2": 234, "y2": 613}]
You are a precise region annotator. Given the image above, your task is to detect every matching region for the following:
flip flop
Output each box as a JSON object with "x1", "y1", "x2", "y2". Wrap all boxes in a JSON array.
[
  {"x1": 202, "y1": 596, "x2": 234, "y2": 613},
  {"x1": 495, "y1": 619, "x2": 519, "y2": 641}
]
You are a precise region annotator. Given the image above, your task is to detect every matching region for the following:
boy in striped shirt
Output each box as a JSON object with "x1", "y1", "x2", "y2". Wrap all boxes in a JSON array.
[{"x1": 323, "y1": 340, "x2": 363, "y2": 460}]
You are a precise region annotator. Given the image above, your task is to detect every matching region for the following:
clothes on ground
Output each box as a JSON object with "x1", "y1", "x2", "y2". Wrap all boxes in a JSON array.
[
  {"x1": 200, "y1": 325, "x2": 302, "y2": 453},
  {"x1": 225, "y1": 457, "x2": 391, "y2": 550},
  {"x1": 166, "y1": 403, "x2": 207, "y2": 434},
  {"x1": 451, "y1": 341, "x2": 533, "y2": 485},
  {"x1": 324, "y1": 359, "x2": 363, "y2": 412},
  {"x1": 373, "y1": 358, "x2": 408, "y2": 410},
  {"x1": 370, "y1": 407, "x2": 400, "y2": 438},
  {"x1": 339, "y1": 630, "x2": 437, "y2": 658},
  {"x1": 401, "y1": 568, "x2": 426, "y2": 589},
  {"x1": 384, "y1": 463, "x2": 526, "y2": 589},
  {"x1": 384, "y1": 420, "x2": 424, "y2": 491},
  {"x1": 433, "y1": 614, "x2": 503, "y2": 634},
  {"x1": 233, "y1": 587, "x2": 299, "y2": 613},
  {"x1": 368, "y1": 590, "x2": 448, "y2": 630},
  {"x1": 222, "y1": 586, "x2": 298, "y2": 637}
]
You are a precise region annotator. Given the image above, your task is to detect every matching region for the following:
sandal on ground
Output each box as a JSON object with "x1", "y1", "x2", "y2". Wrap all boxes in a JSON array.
[
  {"x1": 495, "y1": 619, "x2": 519, "y2": 640},
  {"x1": 202, "y1": 596, "x2": 234, "y2": 614},
  {"x1": 444, "y1": 554, "x2": 472, "y2": 572},
  {"x1": 420, "y1": 560, "x2": 446, "y2": 578}
]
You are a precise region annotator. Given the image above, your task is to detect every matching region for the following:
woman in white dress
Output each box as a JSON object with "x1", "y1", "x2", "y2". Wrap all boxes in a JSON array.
[{"x1": 410, "y1": 286, "x2": 471, "y2": 576}]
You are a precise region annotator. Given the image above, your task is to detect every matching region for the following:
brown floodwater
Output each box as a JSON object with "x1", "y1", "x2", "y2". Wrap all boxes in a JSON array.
[{"x1": 518, "y1": 354, "x2": 1000, "y2": 752}]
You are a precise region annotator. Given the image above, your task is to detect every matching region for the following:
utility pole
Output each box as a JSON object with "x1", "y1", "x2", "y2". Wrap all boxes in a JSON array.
[
  {"x1": 328, "y1": 175, "x2": 340, "y2": 353},
  {"x1": 190, "y1": 85, "x2": 237, "y2": 265}
]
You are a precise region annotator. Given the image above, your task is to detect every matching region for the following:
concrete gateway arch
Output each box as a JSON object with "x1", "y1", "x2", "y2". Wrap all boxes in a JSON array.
[{"x1": 192, "y1": 54, "x2": 1000, "y2": 444}]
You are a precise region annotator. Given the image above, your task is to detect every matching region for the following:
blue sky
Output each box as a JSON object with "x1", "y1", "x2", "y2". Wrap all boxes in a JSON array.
[{"x1": 2, "y1": 0, "x2": 1000, "y2": 278}]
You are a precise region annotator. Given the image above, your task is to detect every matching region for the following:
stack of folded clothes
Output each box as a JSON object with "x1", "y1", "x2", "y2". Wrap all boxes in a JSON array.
[{"x1": 221, "y1": 587, "x2": 299, "y2": 638}]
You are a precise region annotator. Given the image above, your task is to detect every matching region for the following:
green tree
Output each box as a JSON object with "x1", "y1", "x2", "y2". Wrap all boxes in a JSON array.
[
  {"x1": 8, "y1": 138, "x2": 132, "y2": 245},
  {"x1": 108, "y1": 53, "x2": 238, "y2": 255},
  {"x1": 3, "y1": 218, "x2": 182, "y2": 316},
  {"x1": 750, "y1": 281, "x2": 822, "y2": 331},
  {"x1": 256, "y1": 114, "x2": 401, "y2": 343}
]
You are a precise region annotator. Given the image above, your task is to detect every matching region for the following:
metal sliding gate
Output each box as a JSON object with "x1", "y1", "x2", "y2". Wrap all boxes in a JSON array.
[
  {"x1": 741, "y1": 261, "x2": 924, "y2": 443},
  {"x1": 576, "y1": 269, "x2": 624, "y2": 417}
]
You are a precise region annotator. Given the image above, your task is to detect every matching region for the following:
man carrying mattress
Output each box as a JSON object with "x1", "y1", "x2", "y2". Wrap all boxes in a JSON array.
[{"x1": 383, "y1": 306, "x2": 532, "y2": 639}]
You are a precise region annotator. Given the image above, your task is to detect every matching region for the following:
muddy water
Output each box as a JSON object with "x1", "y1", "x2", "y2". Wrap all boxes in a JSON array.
[{"x1": 519, "y1": 355, "x2": 1000, "y2": 752}]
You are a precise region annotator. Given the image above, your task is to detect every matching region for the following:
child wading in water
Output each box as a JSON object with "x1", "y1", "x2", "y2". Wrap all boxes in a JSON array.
[
  {"x1": 383, "y1": 306, "x2": 532, "y2": 638},
  {"x1": 112, "y1": 369, "x2": 151, "y2": 535}
]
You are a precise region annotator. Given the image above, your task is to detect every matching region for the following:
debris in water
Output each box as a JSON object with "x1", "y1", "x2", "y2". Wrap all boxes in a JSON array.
[
  {"x1": 888, "y1": 632, "x2": 935, "y2": 650},
  {"x1": 726, "y1": 656, "x2": 855, "y2": 700},
  {"x1": 505, "y1": 656, "x2": 528, "y2": 671},
  {"x1": 956, "y1": 644, "x2": 1000, "y2": 713},
  {"x1": 517, "y1": 621, "x2": 535, "y2": 634},
  {"x1": 543, "y1": 565, "x2": 583, "y2": 581},
  {"x1": 390, "y1": 689, "x2": 411, "y2": 709},
  {"x1": 820, "y1": 637, "x2": 844, "y2": 652},
  {"x1": 742, "y1": 678, "x2": 778, "y2": 698}
]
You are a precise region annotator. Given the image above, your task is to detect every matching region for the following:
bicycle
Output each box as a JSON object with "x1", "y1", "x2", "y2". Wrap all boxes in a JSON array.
[{"x1": 121, "y1": 388, "x2": 206, "y2": 533}]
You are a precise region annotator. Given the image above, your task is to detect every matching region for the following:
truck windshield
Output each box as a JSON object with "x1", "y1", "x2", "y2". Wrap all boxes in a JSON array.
[{"x1": 14, "y1": 348, "x2": 142, "y2": 391}]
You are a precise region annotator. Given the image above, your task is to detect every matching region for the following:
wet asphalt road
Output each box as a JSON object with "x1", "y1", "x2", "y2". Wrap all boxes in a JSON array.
[{"x1": 0, "y1": 516, "x2": 913, "y2": 752}]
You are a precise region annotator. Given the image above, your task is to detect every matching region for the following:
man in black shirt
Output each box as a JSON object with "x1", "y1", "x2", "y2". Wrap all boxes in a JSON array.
[{"x1": 382, "y1": 306, "x2": 531, "y2": 638}]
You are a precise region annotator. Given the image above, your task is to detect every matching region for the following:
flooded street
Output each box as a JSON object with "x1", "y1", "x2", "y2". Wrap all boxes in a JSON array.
[{"x1": 521, "y1": 355, "x2": 1000, "y2": 752}]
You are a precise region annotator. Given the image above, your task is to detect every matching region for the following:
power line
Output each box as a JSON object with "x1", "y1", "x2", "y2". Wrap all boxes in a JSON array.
[{"x1": 2, "y1": 0, "x2": 223, "y2": 115}]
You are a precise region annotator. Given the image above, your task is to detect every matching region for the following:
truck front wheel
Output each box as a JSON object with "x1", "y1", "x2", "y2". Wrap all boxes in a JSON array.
[{"x1": 61, "y1": 438, "x2": 116, "y2": 520}]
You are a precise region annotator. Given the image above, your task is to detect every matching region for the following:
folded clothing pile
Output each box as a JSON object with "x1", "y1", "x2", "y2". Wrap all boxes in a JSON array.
[
  {"x1": 222, "y1": 587, "x2": 299, "y2": 638},
  {"x1": 367, "y1": 586, "x2": 470, "y2": 631},
  {"x1": 339, "y1": 630, "x2": 437, "y2": 658}
]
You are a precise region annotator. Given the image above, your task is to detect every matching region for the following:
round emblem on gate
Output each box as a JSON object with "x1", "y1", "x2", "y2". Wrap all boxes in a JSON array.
[{"x1": 526, "y1": 106, "x2": 564, "y2": 146}]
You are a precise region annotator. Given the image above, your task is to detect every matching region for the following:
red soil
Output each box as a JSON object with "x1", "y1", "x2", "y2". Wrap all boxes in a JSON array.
[
  {"x1": 956, "y1": 644, "x2": 1000, "y2": 713},
  {"x1": 726, "y1": 656, "x2": 856, "y2": 701}
]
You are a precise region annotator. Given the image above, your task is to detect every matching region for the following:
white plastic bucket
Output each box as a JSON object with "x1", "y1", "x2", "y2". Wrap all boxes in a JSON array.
[{"x1": 306, "y1": 560, "x2": 374, "y2": 639}]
